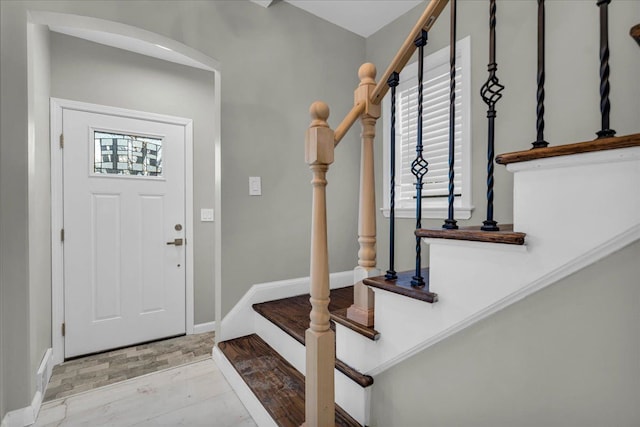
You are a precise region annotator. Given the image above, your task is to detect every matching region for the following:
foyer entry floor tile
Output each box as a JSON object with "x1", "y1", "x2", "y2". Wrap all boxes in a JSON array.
[
  {"x1": 44, "y1": 331, "x2": 215, "y2": 402},
  {"x1": 34, "y1": 359, "x2": 256, "y2": 427}
]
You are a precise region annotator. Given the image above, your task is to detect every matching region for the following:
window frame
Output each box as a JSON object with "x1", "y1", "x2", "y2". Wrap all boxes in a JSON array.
[{"x1": 382, "y1": 35, "x2": 473, "y2": 219}]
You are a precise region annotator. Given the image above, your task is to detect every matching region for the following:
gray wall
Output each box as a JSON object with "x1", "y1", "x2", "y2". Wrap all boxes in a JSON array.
[
  {"x1": 1, "y1": 1, "x2": 37, "y2": 414},
  {"x1": 367, "y1": 0, "x2": 640, "y2": 272},
  {"x1": 371, "y1": 240, "x2": 640, "y2": 427},
  {"x1": 1, "y1": 0, "x2": 364, "y2": 417},
  {"x1": 50, "y1": 32, "x2": 217, "y2": 324}
]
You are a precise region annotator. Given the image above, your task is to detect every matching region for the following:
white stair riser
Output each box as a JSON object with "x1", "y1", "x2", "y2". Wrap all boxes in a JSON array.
[{"x1": 513, "y1": 150, "x2": 640, "y2": 264}]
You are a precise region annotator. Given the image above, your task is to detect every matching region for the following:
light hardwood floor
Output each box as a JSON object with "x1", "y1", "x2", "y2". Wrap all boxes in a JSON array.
[{"x1": 34, "y1": 358, "x2": 257, "y2": 426}]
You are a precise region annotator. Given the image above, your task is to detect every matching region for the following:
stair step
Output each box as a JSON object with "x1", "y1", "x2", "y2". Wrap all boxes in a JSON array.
[
  {"x1": 218, "y1": 334, "x2": 362, "y2": 427},
  {"x1": 253, "y1": 287, "x2": 374, "y2": 388},
  {"x1": 416, "y1": 224, "x2": 525, "y2": 245},
  {"x1": 495, "y1": 132, "x2": 640, "y2": 165},
  {"x1": 364, "y1": 268, "x2": 438, "y2": 303}
]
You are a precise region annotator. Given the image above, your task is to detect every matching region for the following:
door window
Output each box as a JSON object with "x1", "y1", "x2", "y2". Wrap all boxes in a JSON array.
[{"x1": 94, "y1": 130, "x2": 163, "y2": 176}]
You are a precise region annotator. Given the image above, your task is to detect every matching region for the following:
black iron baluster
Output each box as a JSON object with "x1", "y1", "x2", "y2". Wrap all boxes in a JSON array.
[
  {"x1": 443, "y1": 0, "x2": 459, "y2": 230},
  {"x1": 411, "y1": 30, "x2": 429, "y2": 288},
  {"x1": 385, "y1": 72, "x2": 400, "y2": 281},
  {"x1": 596, "y1": 0, "x2": 616, "y2": 139},
  {"x1": 480, "y1": 0, "x2": 504, "y2": 232},
  {"x1": 532, "y1": 0, "x2": 549, "y2": 148}
]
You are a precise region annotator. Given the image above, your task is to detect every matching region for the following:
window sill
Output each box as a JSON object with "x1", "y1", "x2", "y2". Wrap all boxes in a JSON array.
[{"x1": 381, "y1": 205, "x2": 474, "y2": 220}]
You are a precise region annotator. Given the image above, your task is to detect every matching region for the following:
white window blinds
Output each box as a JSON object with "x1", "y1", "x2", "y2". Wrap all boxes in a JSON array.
[
  {"x1": 383, "y1": 36, "x2": 472, "y2": 219},
  {"x1": 396, "y1": 62, "x2": 463, "y2": 202}
]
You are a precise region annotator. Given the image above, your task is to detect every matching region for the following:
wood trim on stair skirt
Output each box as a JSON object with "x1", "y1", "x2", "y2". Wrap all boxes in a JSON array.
[{"x1": 496, "y1": 133, "x2": 640, "y2": 165}]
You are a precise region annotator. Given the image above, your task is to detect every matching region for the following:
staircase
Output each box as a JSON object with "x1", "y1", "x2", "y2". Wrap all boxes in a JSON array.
[
  {"x1": 214, "y1": 136, "x2": 639, "y2": 426},
  {"x1": 214, "y1": 1, "x2": 640, "y2": 425}
]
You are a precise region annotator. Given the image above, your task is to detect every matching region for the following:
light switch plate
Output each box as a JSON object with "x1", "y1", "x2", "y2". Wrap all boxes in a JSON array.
[
  {"x1": 200, "y1": 208, "x2": 214, "y2": 222},
  {"x1": 249, "y1": 176, "x2": 262, "y2": 196}
]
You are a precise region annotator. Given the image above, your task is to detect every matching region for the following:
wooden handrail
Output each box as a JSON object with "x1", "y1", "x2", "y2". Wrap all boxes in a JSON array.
[
  {"x1": 370, "y1": 0, "x2": 449, "y2": 105},
  {"x1": 333, "y1": 0, "x2": 448, "y2": 146},
  {"x1": 334, "y1": 101, "x2": 365, "y2": 146}
]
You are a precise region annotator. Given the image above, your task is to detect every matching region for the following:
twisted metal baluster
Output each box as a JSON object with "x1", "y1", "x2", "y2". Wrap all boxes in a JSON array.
[
  {"x1": 596, "y1": 0, "x2": 616, "y2": 139},
  {"x1": 480, "y1": 0, "x2": 503, "y2": 232},
  {"x1": 443, "y1": 0, "x2": 459, "y2": 230},
  {"x1": 532, "y1": 0, "x2": 549, "y2": 148},
  {"x1": 385, "y1": 72, "x2": 400, "y2": 281},
  {"x1": 411, "y1": 30, "x2": 428, "y2": 288}
]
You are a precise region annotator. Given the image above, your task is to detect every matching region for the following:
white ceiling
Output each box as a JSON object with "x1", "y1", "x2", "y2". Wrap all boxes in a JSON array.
[{"x1": 254, "y1": 0, "x2": 424, "y2": 38}]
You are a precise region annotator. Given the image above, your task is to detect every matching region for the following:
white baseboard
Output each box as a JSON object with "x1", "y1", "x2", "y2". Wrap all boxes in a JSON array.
[
  {"x1": 192, "y1": 321, "x2": 216, "y2": 334},
  {"x1": 1, "y1": 348, "x2": 53, "y2": 427}
]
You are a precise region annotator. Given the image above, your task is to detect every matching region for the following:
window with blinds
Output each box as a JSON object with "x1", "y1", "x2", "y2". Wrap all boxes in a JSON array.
[{"x1": 382, "y1": 36, "x2": 473, "y2": 219}]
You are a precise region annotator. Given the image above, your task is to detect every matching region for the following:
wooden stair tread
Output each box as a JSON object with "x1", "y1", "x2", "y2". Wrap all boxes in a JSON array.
[
  {"x1": 252, "y1": 287, "x2": 374, "y2": 388},
  {"x1": 253, "y1": 287, "x2": 354, "y2": 345},
  {"x1": 218, "y1": 334, "x2": 361, "y2": 427},
  {"x1": 364, "y1": 269, "x2": 437, "y2": 303},
  {"x1": 416, "y1": 224, "x2": 525, "y2": 245},
  {"x1": 330, "y1": 308, "x2": 380, "y2": 341},
  {"x1": 495, "y1": 133, "x2": 640, "y2": 165}
]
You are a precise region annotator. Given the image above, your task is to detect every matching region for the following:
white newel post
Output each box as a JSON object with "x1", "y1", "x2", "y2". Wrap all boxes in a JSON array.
[
  {"x1": 347, "y1": 63, "x2": 381, "y2": 327},
  {"x1": 304, "y1": 101, "x2": 336, "y2": 427}
]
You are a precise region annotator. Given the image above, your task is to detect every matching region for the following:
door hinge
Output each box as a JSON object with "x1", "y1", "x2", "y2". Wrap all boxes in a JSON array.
[
  {"x1": 60, "y1": 228, "x2": 64, "y2": 242},
  {"x1": 59, "y1": 133, "x2": 64, "y2": 148},
  {"x1": 61, "y1": 323, "x2": 66, "y2": 337}
]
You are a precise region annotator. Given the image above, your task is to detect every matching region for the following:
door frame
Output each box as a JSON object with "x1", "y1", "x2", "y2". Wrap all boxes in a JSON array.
[{"x1": 50, "y1": 98, "x2": 194, "y2": 363}]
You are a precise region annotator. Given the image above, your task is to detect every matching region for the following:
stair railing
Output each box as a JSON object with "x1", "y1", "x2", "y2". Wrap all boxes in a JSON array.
[
  {"x1": 302, "y1": 0, "x2": 639, "y2": 425},
  {"x1": 303, "y1": 1, "x2": 449, "y2": 425},
  {"x1": 303, "y1": 1, "x2": 639, "y2": 425}
]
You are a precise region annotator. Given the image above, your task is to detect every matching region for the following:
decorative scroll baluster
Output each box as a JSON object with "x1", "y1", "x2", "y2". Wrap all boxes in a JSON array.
[
  {"x1": 480, "y1": 0, "x2": 504, "y2": 232},
  {"x1": 385, "y1": 72, "x2": 400, "y2": 281},
  {"x1": 411, "y1": 30, "x2": 428, "y2": 288},
  {"x1": 443, "y1": 0, "x2": 459, "y2": 230},
  {"x1": 596, "y1": 0, "x2": 616, "y2": 139},
  {"x1": 532, "y1": 0, "x2": 549, "y2": 148},
  {"x1": 304, "y1": 101, "x2": 335, "y2": 427}
]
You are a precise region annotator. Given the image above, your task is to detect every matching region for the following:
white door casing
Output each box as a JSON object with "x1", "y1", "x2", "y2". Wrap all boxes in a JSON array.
[
  {"x1": 51, "y1": 99, "x2": 194, "y2": 359},
  {"x1": 34, "y1": 12, "x2": 221, "y2": 367}
]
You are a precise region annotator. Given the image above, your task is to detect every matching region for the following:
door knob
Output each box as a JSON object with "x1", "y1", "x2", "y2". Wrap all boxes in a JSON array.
[{"x1": 166, "y1": 238, "x2": 184, "y2": 246}]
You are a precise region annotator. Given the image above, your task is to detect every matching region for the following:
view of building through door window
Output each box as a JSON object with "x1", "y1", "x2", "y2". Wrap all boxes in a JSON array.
[{"x1": 94, "y1": 130, "x2": 163, "y2": 176}]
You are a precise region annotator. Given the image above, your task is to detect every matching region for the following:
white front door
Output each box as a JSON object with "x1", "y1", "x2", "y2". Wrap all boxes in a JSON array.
[{"x1": 63, "y1": 108, "x2": 187, "y2": 358}]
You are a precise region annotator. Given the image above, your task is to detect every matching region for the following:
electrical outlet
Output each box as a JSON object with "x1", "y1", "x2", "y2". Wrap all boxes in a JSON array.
[{"x1": 200, "y1": 208, "x2": 214, "y2": 222}]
